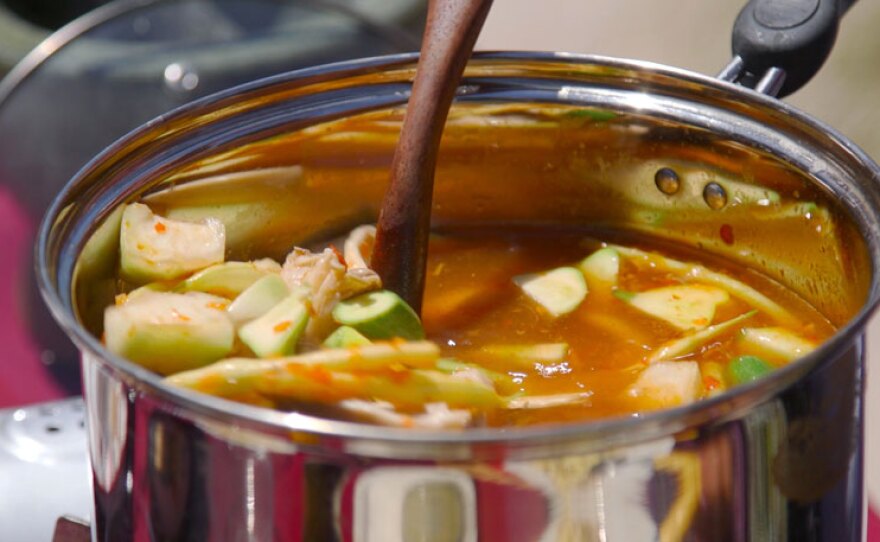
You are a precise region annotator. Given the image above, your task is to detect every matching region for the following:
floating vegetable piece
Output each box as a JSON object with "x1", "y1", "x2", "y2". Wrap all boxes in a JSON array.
[
  {"x1": 227, "y1": 275, "x2": 291, "y2": 325},
  {"x1": 338, "y1": 400, "x2": 472, "y2": 429},
  {"x1": 323, "y1": 326, "x2": 371, "y2": 348},
  {"x1": 738, "y1": 327, "x2": 816, "y2": 363},
  {"x1": 104, "y1": 290, "x2": 234, "y2": 375},
  {"x1": 394, "y1": 370, "x2": 503, "y2": 409},
  {"x1": 178, "y1": 259, "x2": 281, "y2": 298},
  {"x1": 479, "y1": 343, "x2": 569, "y2": 368},
  {"x1": 513, "y1": 266, "x2": 587, "y2": 317},
  {"x1": 578, "y1": 247, "x2": 620, "y2": 287},
  {"x1": 118, "y1": 281, "x2": 175, "y2": 305},
  {"x1": 611, "y1": 244, "x2": 796, "y2": 325},
  {"x1": 332, "y1": 290, "x2": 425, "y2": 340},
  {"x1": 343, "y1": 225, "x2": 376, "y2": 269},
  {"x1": 727, "y1": 355, "x2": 774, "y2": 385},
  {"x1": 629, "y1": 361, "x2": 702, "y2": 407},
  {"x1": 238, "y1": 293, "x2": 310, "y2": 358},
  {"x1": 119, "y1": 202, "x2": 225, "y2": 284},
  {"x1": 648, "y1": 310, "x2": 757, "y2": 364},
  {"x1": 505, "y1": 392, "x2": 592, "y2": 409},
  {"x1": 623, "y1": 285, "x2": 729, "y2": 330},
  {"x1": 435, "y1": 358, "x2": 517, "y2": 394}
]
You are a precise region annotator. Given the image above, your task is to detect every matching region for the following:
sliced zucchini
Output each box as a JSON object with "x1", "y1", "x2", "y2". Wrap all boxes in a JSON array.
[
  {"x1": 119, "y1": 203, "x2": 226, "y2": 284},
  {"x1": 738, "y1": 327, "x2": 816, "y2": 363},
  {"x1": 178, "y1": 259, "x2": 281, "y2": 298},
  {"x1": 104, "y1": 290, "x2": 234, "y2": 375},
  {"x1": 227, "y1": 274, "x2": 291, "y2": 325},
  {"x1": 513, "y1": 266, "x2": 587, "y2": 317},
  {"x1": 323, "y1": 326, "x2": 372, "y2": 348},
  {"x1": 435, "y1": 358, "x2": 516, "y2": 394},
  {"x1": 332, "y1": 290, "x2": 425, "y2": 340},
  {"x1": 629, "y1": 361, "x2": 702, "y2": 407},
  {"x1": 623, "y1": 284, "x2": 729, "y2": 330},
  {"x1": 727, "y1": 355, "x2": 774, "y2": 385},
  {"x1": 118, "y1": 281, "x2": 176, "y2": 305},
  {"x1": 578, "y1": 247, "x2": 620, "y2": 287},
  {"x1": 237, "y1": 293, "x2": 310, "y2": 358}
]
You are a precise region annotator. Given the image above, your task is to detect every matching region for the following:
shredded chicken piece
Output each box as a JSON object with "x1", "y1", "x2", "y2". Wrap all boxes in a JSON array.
[
  {"x1": 339, "y1": 400, "x2": 472, "y2": 429},
  {"x1": 281, "y1": 246, "x2": 381, "y2": 346}
]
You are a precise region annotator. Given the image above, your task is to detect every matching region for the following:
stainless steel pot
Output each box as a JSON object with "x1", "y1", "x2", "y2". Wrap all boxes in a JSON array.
[{"x1": 37, "y1": 46, "x2": 880, "y2": 542}]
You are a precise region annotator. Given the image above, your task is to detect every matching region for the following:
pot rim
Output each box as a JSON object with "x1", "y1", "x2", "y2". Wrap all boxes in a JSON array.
[{"x1": 36, "y1": 51, "x2": 880, "y2": 453}]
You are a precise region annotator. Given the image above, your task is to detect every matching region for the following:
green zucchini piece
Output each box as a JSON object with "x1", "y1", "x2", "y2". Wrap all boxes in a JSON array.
[
  {"x1": 332, "y1": 290, "x2": 425, "y2": 340},
  {"x1": 727, "y1": 355, "x2": 773, "y2": 385},
  {"x1": 624, "y1": 284, "x2": 729, "y2": 330},
  {"x1": 513, "y1": 266, "x2": 587, "y2": 317},
  {"x1": 119, "y1": 203, "x2": 225, "y2": 284},
  {"x1": 227, "y1": 274, "x2": 291, "y2": 325},
  {"x1": 179, "y1": 259, "x2": 281, "y2": 298},
  {"x1": 578, "y1": 247, "x2": 620, "y2": 287},
  {"x1": 738, "y1": 327, "x2": 816, "y2": 363},
  {"x1": 237, "y1": 293, "x2": 310, "y2": 358},
  {"x1": 323, "y1": 326, "x2": 372, "y2": 348},
  {"x1": 104, "y1": 290, "x2": 234, "y2": 375}
]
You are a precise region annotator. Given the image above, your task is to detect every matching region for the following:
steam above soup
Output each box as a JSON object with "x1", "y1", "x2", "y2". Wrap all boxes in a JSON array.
[{"x1": 98, "y1": 201, "x2": 832, "y2": 428}]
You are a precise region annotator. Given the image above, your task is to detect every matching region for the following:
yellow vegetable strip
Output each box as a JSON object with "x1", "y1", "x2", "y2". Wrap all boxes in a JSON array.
[
  {"x1": 505, "y1": 392, "x2": 592, "y2": 409},
  {"x1": 611, "y1": 245, "x2": 797, "y2": 326},
  {"x1": 648, "y1": 311, "x2": 757, "y2": 364},
  {"x1": 165, "y1": 342, "x2": 505, "y2": 409},
  {"x1": 165, "y1": 341, "x2": 438, "y2": 391}
]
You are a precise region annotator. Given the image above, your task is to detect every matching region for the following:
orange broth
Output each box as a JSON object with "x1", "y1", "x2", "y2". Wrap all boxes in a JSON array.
[{"x1": 420, "y1": 228, "x2": 835, "y2": 426}]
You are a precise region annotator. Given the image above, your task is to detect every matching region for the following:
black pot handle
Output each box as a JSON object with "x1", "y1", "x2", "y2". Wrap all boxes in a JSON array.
[{"x1": 721, "y1": 0, "x2": 856, "y2": 97}]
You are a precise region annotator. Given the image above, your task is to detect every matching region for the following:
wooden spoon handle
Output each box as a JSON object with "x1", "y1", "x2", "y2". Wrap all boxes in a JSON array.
[{"x1": 371, "y1": 0, "x2": 494, "y2": 314}]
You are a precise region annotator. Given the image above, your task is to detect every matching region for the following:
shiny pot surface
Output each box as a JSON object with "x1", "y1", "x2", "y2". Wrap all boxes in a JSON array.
[{"x1": 38, "y1": 53, "x2": 880, "y2": 541}]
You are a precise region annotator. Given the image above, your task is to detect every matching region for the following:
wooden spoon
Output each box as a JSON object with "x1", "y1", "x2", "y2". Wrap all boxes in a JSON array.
[{"x1": 370, "y1": 0, "x2": 494, "y2": 314}]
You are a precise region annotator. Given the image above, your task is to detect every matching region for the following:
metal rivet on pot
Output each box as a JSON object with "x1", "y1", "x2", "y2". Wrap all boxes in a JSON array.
[
  {"x1": 654, "y1": 167, "x2": 681, "y2": 195},
  {"x1": 703, "y1": 182, "x2": 728, "y2": 209}
]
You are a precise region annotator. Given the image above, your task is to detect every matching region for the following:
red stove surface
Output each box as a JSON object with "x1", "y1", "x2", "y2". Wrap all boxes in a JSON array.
[{"x1": 0, "y1": 187, "x2": 68, "y2": 408}]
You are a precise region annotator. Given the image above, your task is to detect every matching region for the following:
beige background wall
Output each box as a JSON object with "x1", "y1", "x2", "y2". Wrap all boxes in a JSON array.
[{"x1": 477, "y1": 0, "x2": 880, "y2": 506}]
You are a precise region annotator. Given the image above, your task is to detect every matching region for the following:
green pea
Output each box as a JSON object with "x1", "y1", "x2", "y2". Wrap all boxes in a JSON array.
[{"x1": 728, "y1": 355, "x2": 773, "y2": 385}]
